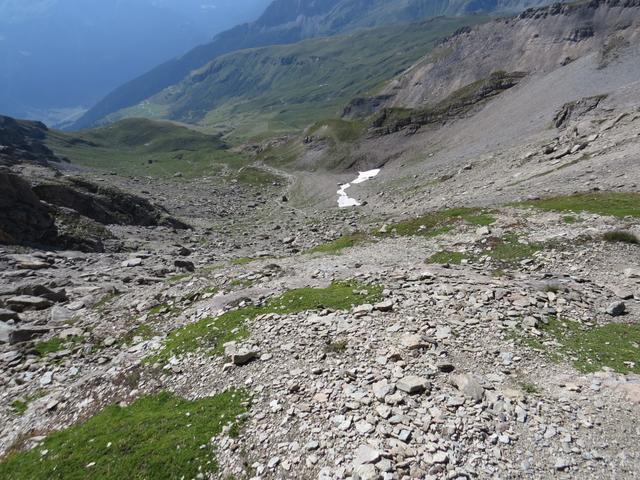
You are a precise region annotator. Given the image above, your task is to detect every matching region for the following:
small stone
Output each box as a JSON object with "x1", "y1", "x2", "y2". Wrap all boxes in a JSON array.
[
  {"x1": 554, "y1": 458, "x2": 573, "y2": 471},
  {"x1": 400, "y1": 334, "x2": 430, "y2": 350},
  {"x1": 352, "y1": 464, "x2": 378, "y2": 480},
  {"x1": 606, "y1": 301, "x2": 626, "y2": 317},
  {"x1": 174, "y1": 259, "x2": 195, "y2": 272},
  {"x1": 396, "y1": 375, "x2": 429, "y2": 394},
  {"x1": 0, "y1": 309, "x2": 20, "y2": 323},
  {"x1": 121, "y1": 258, "x2": 143, "y2": 268},
  {"x1": 354, "y1": 445, "x2": 381, "y2": 465},
  {"x1": 374, "y1": 300, "x2": 393, "y2": 312},
  {"x1": 451, "y1": 374, "x2": 485, "y2": 403},
  {"x1": 6, "y1": 296, "x2": 53, "y2": 312},
  {"x1": 40, "y1": 371, "x2": 53, "y2": 386},
  {"x1": 371, "y1": 380, "x2": 394, "y2": 401},
  {"x1": 223, "y1": 341, "x2": 259, "y2": 366}
]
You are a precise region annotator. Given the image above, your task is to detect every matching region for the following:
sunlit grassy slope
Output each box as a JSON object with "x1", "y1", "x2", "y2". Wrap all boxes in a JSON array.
[{"x1": 111, "y1": 16, "x2": 489, "y2": 142}]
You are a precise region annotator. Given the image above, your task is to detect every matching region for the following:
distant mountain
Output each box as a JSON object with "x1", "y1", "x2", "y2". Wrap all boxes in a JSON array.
[
  {"x1": 0, "y1": 0, "x2": 270, "y2": 126},
  {"x1": 72, "y1": 0, "x2": 555, "y2": 130}
]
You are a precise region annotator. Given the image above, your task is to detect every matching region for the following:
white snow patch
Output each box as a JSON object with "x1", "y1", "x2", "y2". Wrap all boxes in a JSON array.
[{"x1": 337, "y1": 169, "x2": 380, "y2": 208}]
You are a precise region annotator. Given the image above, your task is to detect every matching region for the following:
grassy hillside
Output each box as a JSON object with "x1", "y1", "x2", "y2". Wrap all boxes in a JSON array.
[
  {"x1": 47, "y1": 118, "x2": 247, "y2": 179},
  {"x1": 109, "y1": 16, "x2": 489, "y2": 142},
  {"x1": 73, "y1": 0, "x2": 545, "y2": 130}
]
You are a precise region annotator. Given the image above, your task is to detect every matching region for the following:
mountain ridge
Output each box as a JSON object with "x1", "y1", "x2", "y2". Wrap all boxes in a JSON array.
[{"x1": 72, "y1": 0, "x2": 555, "y2": 130}]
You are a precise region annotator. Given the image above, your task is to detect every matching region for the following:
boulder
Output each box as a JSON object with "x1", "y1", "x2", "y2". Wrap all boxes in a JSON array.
[
  {"x1": 6, "y1": 295, "x2": 54, "y2": 312},
  {"x1": 0, "y1": 308, "x2": 20, "y2": 323},
  {"x1": 451, "y1": 374, "x2": 485, "y2": 403},
  {"x1": 0, "y1": 170, "x2": 57, "y2": 246},
  {"x1": 396, "y1": 375, "x2": 430, "y2": 394}
]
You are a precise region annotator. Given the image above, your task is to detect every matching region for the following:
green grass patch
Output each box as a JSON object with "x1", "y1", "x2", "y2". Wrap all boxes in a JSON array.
[
  {"x1": 47, "y1": 118, "x2": 247, "y2": 179},
  {"x1": 231, "y1": 257, "x2": 256, "y2": 266},
  {"x1": 603, "y1": 230, "x2": 639, "y2": 245},
  {"x1": 149, "y1": 281, "x2": 382, "y2": 364},
  {"x1": 562, "y1": 215, "x2": 579, "y2": 224},
  {"x1": 427, "y1": 233, "x2": 548, "y2": 266},
  {"x1": 120, "y1": 324, "x2": 158, "y2": 346},
  {"x1": 484, "y1": 234, "x2": 543, "y2": 264},
  {"x1": 167, "y1": 273, "x2": 191, "y2": 284},
  {"x1": 308, "y1": 233, "x2": 368, "y2": 254},
  {"x1": 34, "y1": 336, "x2": 81, "y2": 357},
  {"x1": 426, "y1": 250, "x2": 469, "y2": 265},
  {"x1": 235, "y1": 166, "x2": 284, "y2": 186},
  {"x1": 519, "y1": 317, "x2": 640, "y2": 374},
  {"x1": 0, "y1": 390, "x2": 248, "y2": 480},
  {"x1": 324, "y1": 340, "x2": 348, "y2": 354},
  {"x1": 378, "y1": 207, "x2": 495, "y2": 237},
  {"x1": 10, "y1": 400, "x2": 28, "y2": 416},
  {"x1": 519, "y1": 192, "x2": 640, "y2": 218}
]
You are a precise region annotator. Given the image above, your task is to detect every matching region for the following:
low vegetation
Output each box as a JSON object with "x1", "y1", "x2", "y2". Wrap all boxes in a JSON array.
[
  {"x1": 519, "y1": 192, "x2": 640, "y2": 218},
  {"x1": 603, "y1": 230, "x2": 639, "y2": 245},
  {"x1": 519, "y1": 317, "x2": 640, "y2": 374},
  {"x1": 427, "y1": 233, "x2": 545, "y2": 266},
  {"x1": 378, "y1": 207, "x2": 495, "y2": 237},
  {"x1": 34, "y1": 336, "x2": 81, "y2": 357},
  {"x1": 149, "y1": 281, "x2": 383, "y2": 364},
  {"x1": 47, "y1": 118, "x2": 246, "y2": 179},
  {"x1": 0, "y1": 390, "x2": 248, "y2": 480},
  {"x1": 308, "y1": 233, "x2": 368, "y2": 254}
]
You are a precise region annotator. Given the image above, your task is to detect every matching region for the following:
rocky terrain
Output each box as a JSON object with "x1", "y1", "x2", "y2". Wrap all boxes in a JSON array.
[{"x1": 1, "y1": 1, "x2": 640, "y2": 479}]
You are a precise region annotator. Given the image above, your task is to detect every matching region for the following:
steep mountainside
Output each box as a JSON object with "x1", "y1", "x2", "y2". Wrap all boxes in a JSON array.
[
  {"x1": 72, "y1": 0, "x2": 555, "y2": 130},
  {"x1": 378, "y1": 0, "x2": 640, "y2": 110},
  {"x1": 105, "y1": 16, "x2": 489, "y2": 141}
]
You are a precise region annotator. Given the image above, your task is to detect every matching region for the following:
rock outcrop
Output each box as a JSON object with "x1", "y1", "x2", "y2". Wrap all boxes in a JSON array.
[{"x1": 0, "y1": 170, "x2": 57, "y2": 246}]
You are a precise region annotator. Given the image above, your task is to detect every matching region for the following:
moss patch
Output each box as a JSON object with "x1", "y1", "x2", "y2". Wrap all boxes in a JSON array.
[
  {"x1": 34, "y1": 336, "x2": 81, "y2": 357},
  {"x1": 520, "y1": 317, "x2": 640, "y2": 374},
  {"x1": 308, "y1": 233, "x2": 368, "y2": 254},
  {"x1": 379, "y1": 207, "x2": 495, "y2": 237},
  {"x1": 426, "y1": 250, "x2": 469, "y2": 265},
  {"x1": 0, "y1": 390, "x2": 248, "y2": 480},
  {"x1": 484, "y1": 234, "x2": 543, "y2": 264},
  {"x1": 519, "y1": 192, "x2": 640, "y2": 218},
  {"x1": 149, "y1": 281, "x2": 382, "y2": 364},
  {"x1": 603, "y1": 230, "x2": 639, "y2": 245}
]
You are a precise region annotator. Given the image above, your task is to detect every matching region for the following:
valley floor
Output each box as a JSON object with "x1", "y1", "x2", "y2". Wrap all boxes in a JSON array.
[{"x1": 1, "y1": 185, "x2": 640, "y2": 479}]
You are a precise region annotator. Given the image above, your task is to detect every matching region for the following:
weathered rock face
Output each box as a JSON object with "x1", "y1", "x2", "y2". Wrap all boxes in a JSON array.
[
  {"x1": 376, "y1": 0, "x2": 640, "y2": 110},
  {"x1": 33, "y1": 178, "x2": 190, "y2": 230},
  {"x1": 0, "y1": 115, "x2": 61, "y2": 167},
  {"x1": 0, "y1": 170, "x2": 57, "y2": 245}
]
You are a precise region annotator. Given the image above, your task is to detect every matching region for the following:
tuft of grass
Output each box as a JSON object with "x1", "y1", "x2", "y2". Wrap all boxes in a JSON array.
[
  {"x1": 235, "y1": 166, "x2": 284, "y2": 186},
  {"x1": 10, "y1": 400, "x2": 28, "y2": 416},
  {"x1": 519, "y1": 317, "x2": 640, "y2": 374},
  {"x1": 378, "y1": 207, "x2": 495, "y2": 237},
  {"x1": 519, "y1": 382, "x2": 539, "y2": 395},
  {"x1": 603, "y1": 230, "x2": 639, "y2": 245},
  {"x1": 519, "y1": 192, "x2": 640, "y2": 218},
  {"x1": 94, "y1": 292, "x2": 121, "y2": 310},
  {"x1": 426, "y1": 251, "x2": 468, "y2": 265},
  {"x1": 563, "y1": 215, "x2": 578, "y2": 224},
  {"x1": 120, "y1": 324, "x2": 158, "y2": 346},
  {"x1": 167, "y1": 273, "x2": 191, "y2": 285},
  {"x1": 308, "y1": 233, "x2": 367, "y2": 254},
  {"x1": 149, "y1": 281, "x2": 382, "y2": 364},
  {"x1": 231, "y1": 257, "x2": 256, "y2": 266},
  {"x1": 324, "y1": 340, "x2": 348, "y2": 354},
  {"x1": 34, "y1": 337, "x2": 81, "y2": 357},
  {"x1": 484, "y1": 233, "x2": 543, "y2": 264},
  {"x1": 0, "y1": 390, "x2": 248, "y2": 480}
]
